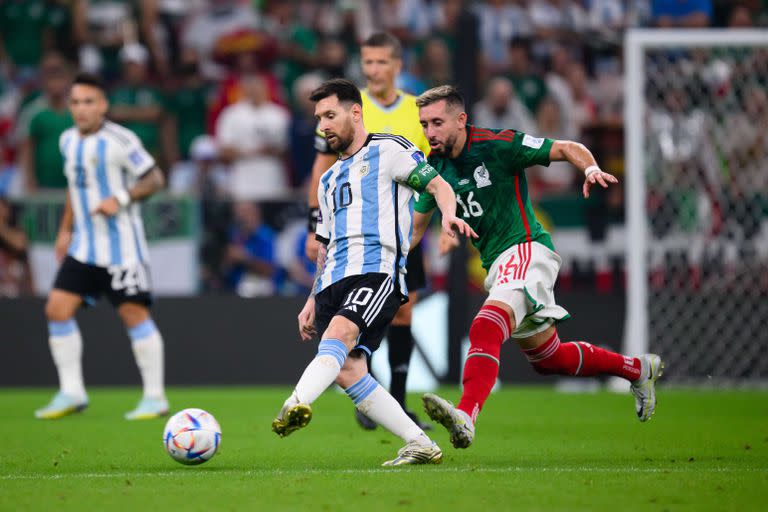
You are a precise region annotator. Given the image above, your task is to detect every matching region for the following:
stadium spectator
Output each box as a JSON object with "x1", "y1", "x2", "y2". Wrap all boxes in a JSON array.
[
  {"x1": 506, "y1": 38, "x2": 548, "y2": 116},
  {"x1": 652, "y1": 0, "x2": 712, "y2": 28},
  {"x1": 416, "y1": 38, "x2": 453, "y2": 91},
  {"x1": 529, "y1": 96, "x2": 578, "y2": 196},
  {"x1": 374, "y1": 0, "x2": 433, "y2": 47},
  {"x1": 165, "y1": 49, "x2": 212, "y2": 161},
  {"x1": 19, "y1": 52, "x2": 73, "y2": 193},
  {"x1": 566, "y1": 62, "x2": 598, "y2": 135},
  {"x1": 225, "y1": 201, "x2": 277, "y2": 297},
  {"x1": 545, "y1": 45, "x2": 578, "y2": 139},
  {"x1": 109, "y1": 43, "x2": 174, "y2": 165},
  {"x1": 168, "y1": 135, "x2": 229, "y2": 199},
  {"x1": 216, "y1": 73, "x2": 290, "y2": 201},
  {"x1": 0, "y1": 0, "x2": 72, "y2": 76},
  {"x1": 180, "y1": 0, "x2": 261, "y2": 81},
  {"x1": 431, "y1": 0, "x2": 481, "y2": 107},
  {"x1": 289, "y1": 73, "x2": 324, "y2": 188},
  {"x1": 471, "y1": 76, "x2": 536, "y2": 134},
  {"x1": 263, "y1": 0, "x2": 318, "y2": 106},
  {"x1": 474, "y1": 0, "x2": 532, "y2": 77}
]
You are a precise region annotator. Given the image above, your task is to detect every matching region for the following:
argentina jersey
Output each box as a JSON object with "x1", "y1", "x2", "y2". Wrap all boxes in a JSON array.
[
  {"x1": 315, "y1": 134, "x2": 433, "y2": 298},
  {"x1": 60, "y1": 121, "x2": 155, "y2": 268}
]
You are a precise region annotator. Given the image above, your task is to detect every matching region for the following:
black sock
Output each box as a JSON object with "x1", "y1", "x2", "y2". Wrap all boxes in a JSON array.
[{"x1": 387, "y1": 325, "x2": 414, "y2": 409}]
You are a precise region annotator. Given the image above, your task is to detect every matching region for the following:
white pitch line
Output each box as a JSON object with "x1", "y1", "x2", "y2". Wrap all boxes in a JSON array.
[{"x1": 1, "y1": 466, "x2": 764, "y2": 481}]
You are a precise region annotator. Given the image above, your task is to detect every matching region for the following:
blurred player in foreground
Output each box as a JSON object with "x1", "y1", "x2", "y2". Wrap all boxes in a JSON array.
[
  {"x1": 35, "y1": 73, "x2": 169, "y2": 421},
  {"x1": 306, "y1": 33, "x2": 431, "y2": 430},
  {"x1": 271, "y1": 79, "x2": 476, "y2": 466},
  {"x1": 412, "y1": 86, "x2": 663, "y2": 449}
]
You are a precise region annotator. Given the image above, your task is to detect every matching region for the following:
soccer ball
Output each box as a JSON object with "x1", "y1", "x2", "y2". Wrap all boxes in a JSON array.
[{"x1": 163, "y1": 408, "x2": 222, "y2": 465}]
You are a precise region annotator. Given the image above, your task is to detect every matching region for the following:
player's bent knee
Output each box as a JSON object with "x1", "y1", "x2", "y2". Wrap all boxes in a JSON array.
[
  {"x1": 390, "y1": 300, "x2": 413, "y2": 326},
  {"x1": 117, "y1": 302, "x2": 150, "y2": 328},
  {"x1": 323, "y1": 316, "x2": 360, "y2": 350},
  {"x1": 335, "y1": 353, "x2": 367, "y2": 388},
  {"x1": 45, "y1": 291, "x2": 79, "y2": 322}
]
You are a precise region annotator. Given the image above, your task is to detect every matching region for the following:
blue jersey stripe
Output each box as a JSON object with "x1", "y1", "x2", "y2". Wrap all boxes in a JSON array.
[
  {"x1": 74, "y1": 139, "x2": 96, "y2": 264},
  {"x1": 360, "y1": 145, "x2": 381, "y2": 274},
  {"x1": 330, "y1": 159, "x2": 351, "y2": 283},
  {"x1": 96, "y1": 138, "x2": 122, "y2": 265}
]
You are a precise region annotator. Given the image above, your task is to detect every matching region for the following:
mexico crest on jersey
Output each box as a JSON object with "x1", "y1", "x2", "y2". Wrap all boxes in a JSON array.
[{"x1": 474, "y1": 163, "x2": 492, "y2": 188}]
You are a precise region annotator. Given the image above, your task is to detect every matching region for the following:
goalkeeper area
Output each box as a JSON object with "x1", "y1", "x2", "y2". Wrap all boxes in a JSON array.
[{"x1": 2, "y1": 387, "x2": 765, "y2": 511}]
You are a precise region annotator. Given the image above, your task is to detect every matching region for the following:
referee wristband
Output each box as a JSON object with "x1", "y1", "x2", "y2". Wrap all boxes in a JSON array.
[
  {"x1": 584, "y1": 165, "x2": 601, "y2": 177},
  {"x1": 115, "y1": 190, "x2": 131, "y2": 208},
  {"x1": 307, "y1": 207, "x2": 320, "y2": 233}
]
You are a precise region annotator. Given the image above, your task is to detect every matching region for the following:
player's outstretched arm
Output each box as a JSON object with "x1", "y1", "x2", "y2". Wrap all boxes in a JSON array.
[
  {"x1": 298, "y1": 242, "x2": 327, "y2": 341},
  {"x1": 425, "y1": 175, "x2": 478, "y2": 240},
  {"x1": 412, "y1": 210, "x2": 434, "y2": 248},
  {"x1": 54, "y1": 193, "x2": 74, "y2": 262},
  {"x1": 549, "y1": 140, "x2": 618, "y2": 198},
  {"x1": 92, "y1": 166, "x2": 166, "y2": 217}
]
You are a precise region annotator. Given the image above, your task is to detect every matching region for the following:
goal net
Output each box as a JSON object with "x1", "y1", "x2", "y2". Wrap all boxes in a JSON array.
[{"x1": 624, "y1": 30, "x2": 768, "y2": 386}]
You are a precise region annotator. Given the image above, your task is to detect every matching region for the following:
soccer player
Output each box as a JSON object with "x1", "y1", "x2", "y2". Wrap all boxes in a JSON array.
[
  {"x1": 35, "y1": 73, "x2": 169, "y2": 421},
  {"x1": 306, "y1": 32, "x2": 433, "y2": 430},
  {"x1": 411, "y1": 85, "x2": 664, "y2": 449},
  {"x1": 271, "y1": 79, "x2": 476, "y2": 466}
]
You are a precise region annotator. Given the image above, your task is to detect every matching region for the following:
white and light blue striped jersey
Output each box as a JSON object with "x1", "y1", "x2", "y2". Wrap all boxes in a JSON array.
[
  {"x1": 315, "y1": 133, "x2": 434, "y2": 297},
  {"x1": 59, "y1": 121, "x2": 155, "y2": 268}
]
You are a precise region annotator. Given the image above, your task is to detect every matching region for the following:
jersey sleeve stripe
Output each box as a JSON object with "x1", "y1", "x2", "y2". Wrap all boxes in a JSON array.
[{"x1": 371, "y1": 134, "x2": 410, "y2": 149}]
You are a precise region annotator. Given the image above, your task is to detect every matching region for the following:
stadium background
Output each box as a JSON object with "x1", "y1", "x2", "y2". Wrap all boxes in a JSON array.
[{"x1": 0, "y1": 0, "x2": 765, "y2": 388}]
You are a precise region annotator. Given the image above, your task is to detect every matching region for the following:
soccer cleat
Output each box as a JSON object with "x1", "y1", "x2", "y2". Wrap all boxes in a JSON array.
[
  {"x1": 422, "y1": 393, "x2": 475, "y2": 449},
  {"x1": 124, "y1": 397, "x2": 169, "y2": 420},
  {"x1": 272, "y1": 403, "x2": 312, "y2": 438},
  {"x1": 630, "y1": 354, "x2": 664, "y2": 422},
  {"x1": 354, "y1": 408, "x2": 377, "y2": 430},
  {"x1": 382, "y1": 441, "x2": 443, "y2": 466},
  {"x1": 34, "y1": 392, "x2": 88, "y2": 420}
]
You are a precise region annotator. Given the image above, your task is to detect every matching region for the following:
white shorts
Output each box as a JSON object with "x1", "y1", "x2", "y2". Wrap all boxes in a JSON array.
[{"x1": 484, "y1": 241, "x2": 570, "y2": 339}]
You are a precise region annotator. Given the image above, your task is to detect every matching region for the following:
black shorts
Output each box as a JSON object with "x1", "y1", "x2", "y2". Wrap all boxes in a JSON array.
[
  {"x1": 315, "y1": 273, "x2": 401, "y2": 356},
  {"x1": 53, "y1": 256, "x2": 153, "y2": 308},
  {"x1": 405, "y1": 243, "x2": 426, "y2": 292}
]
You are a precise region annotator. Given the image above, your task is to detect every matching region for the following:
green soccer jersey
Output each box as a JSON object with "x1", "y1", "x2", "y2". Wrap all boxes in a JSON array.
[{"x1": 415, "y1": 125, "x2": 555, "y2": 271}]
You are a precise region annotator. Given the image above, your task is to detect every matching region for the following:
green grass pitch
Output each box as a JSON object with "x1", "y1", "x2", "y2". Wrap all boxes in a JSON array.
[{"x1": 1, "y1": 387, "x2": 766, "y2": 511}]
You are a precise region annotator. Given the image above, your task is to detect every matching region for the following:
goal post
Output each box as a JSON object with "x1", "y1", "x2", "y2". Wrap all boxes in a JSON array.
[{"x1": 624, "y1": 29, "x2": 768, "y2": 385}]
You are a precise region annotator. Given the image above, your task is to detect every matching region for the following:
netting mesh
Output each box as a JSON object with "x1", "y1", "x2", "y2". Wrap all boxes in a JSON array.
[{"x1": 642, "y1": 44, "x2": 768, "y2": 384}]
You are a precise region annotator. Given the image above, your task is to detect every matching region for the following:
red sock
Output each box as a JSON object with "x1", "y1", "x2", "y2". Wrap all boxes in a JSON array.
[
  {"x1": 456, "y1": 305, "x2": 511, "y2": 422},
  {"x1": 524, "y1": 331, "x2": 641, "y2": 381}
]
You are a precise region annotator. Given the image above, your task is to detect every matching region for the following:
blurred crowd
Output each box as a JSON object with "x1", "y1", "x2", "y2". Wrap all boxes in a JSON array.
[{"x1": 1, "y1": 0, "x2": 766, "y2": 297}]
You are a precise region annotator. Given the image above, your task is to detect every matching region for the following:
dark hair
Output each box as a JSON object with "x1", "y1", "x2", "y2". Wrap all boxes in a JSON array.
[
  {"x1": 361, "y1": 31, "x2": 402, "y2": 59},
  {"x1": 72, "y1": 72, "x2": 106, "y2": 92},
  {"x1": 309, "y1": 78, "x2": 362, "y2": 106},
  {"x1": 416, "y1": 85, "x2": 465, "y2": 111}
]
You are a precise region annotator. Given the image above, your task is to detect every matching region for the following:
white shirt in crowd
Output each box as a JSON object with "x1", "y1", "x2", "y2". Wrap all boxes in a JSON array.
[{"x1": 215, "y1": 100, "x2": 290, "y2": 201}]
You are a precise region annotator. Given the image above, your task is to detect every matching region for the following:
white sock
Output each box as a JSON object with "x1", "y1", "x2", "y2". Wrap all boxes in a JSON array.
[
  {"x1": 48, "y1": 320, "x2": 87, "y2": 401},
  {"x1": 128, "y1": 318, "x2": 165, "y2": 400},
  {"x1": 288, "y1": 339, "x2": 348, "y2": 408},
  {"x1": 347, "y1": 374, "x2": 431, "y2": 446}
]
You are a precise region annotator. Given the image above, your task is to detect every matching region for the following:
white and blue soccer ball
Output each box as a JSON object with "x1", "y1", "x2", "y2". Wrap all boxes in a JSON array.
[{"x1": 163, "y1": 408, "x2": 222, "y2": 465}]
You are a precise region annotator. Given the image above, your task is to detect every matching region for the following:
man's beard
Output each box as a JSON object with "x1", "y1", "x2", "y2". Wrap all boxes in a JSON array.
[{"x1": 328, "y1": 126, "x2": 354, "y2": 153}]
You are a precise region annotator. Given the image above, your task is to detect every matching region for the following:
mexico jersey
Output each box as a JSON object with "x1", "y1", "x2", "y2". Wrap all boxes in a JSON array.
[
  {"x1": 415, "y1": 125, "x2": 556, "y2": 271},
  {"x1": 315, "y1": 134, "x2": 438, "y2": 296},
  {"x1": 60, "y1": 121, "x2": 155, "y2": 268},
  {"x1": 315, "y1": 89, "x2": 430, "y2": 157}
]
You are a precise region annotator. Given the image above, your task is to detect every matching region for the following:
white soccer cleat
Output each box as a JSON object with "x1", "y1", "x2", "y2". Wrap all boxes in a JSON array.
[
  {"x1": 422, "y1": 393, "x2": 475, "y2": 449},
  {"x1": 125, "y1": 397, "x2": 169, "y2": 420},
  {"x1": 631, "y1": 354, "x2": 664, "y2": 422},
  {"x1": 35, "y1": 392, "x2": 88, "y2": 420},
  {"x1": 382, "y1": 440, "x2": 443, "y2": 466}
]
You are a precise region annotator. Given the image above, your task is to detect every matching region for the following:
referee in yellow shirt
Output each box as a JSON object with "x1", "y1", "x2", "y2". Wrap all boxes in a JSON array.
[{"x1": 306, "y1": 32, "x2": 431, "y2": 431}]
